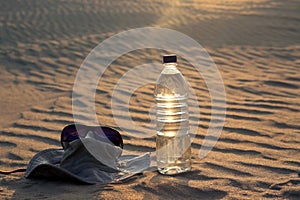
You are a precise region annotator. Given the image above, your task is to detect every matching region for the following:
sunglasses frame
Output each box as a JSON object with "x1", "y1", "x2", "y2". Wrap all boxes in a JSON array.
[{"x1": 61, "y1": 124, "x2": 123, "y2": 150}]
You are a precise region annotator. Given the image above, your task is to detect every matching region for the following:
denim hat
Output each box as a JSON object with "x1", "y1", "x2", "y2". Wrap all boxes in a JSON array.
[{"x1": 25, "y1": 132, "x2": 150, "y2": 184}]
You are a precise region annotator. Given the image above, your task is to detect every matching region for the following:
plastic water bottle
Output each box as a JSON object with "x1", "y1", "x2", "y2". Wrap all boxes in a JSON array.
[{"x1": 154, "y1": 54, "x2": 191, "y2": 175}]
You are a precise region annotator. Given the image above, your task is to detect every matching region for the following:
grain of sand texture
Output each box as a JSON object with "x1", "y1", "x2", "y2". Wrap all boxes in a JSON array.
[{"x1": 0, "y1": 0, "x2": 300, "y2": 199}]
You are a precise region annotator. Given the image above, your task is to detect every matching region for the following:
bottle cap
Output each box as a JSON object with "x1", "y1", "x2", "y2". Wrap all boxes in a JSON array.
[{"x1": 163, "y1": 54, "x2": 177, "y2": 63}]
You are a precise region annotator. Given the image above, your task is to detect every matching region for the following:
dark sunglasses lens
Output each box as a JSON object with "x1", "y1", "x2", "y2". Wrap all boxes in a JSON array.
[
  {"x1": 95, "y1": 127, "x2": 123, "y2": 149},
  {"x1": 61, "y1": 124, "x2": 80, "y2": 149}
]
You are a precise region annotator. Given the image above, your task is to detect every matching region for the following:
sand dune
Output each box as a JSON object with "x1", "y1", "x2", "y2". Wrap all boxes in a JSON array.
[{"x1": 0, "y1": 0, "x2": 299, "y2": 199}]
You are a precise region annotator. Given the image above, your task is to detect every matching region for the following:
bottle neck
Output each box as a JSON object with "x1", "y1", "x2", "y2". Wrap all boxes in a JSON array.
[
  {"x1": 163, "y1": 62, "x2": 177, "y2": 68},
  {"x1": 161, "y1": 62, "x2": 180, "y2": 74}
]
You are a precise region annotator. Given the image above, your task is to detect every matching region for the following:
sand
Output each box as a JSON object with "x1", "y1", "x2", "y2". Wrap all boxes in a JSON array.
[{"x1": 0, "y1": 0, "x2": 299, "y2": 199}]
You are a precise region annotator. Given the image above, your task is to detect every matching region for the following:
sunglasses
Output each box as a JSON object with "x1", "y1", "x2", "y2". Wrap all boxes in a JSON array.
[{"x1": 61, "y1": 124, "x2": 123, "y2": 150}]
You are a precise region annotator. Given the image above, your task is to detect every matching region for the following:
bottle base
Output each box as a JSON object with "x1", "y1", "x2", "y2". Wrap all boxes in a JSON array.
[
  {"x1": 156, "y1": 134, "x2": 192, "y2": 175},
  {"x1": 158, "y1": 165, "x2": 191, "y2": 175}
]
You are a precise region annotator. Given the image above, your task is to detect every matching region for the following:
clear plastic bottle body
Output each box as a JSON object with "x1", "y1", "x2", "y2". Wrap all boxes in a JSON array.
[{"x1": 154, "y1": 62, "x2": 191, "y2": 175}]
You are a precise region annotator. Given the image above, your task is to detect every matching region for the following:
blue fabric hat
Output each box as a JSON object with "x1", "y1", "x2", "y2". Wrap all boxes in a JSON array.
[{"x1": 25, "y1": 132, "x2": 150, "y2": 184}]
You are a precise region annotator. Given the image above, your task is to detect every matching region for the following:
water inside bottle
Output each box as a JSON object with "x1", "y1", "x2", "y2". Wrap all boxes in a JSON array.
[{"x1": 155, "y1": 93, "x2": 191, "y2": 175}]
